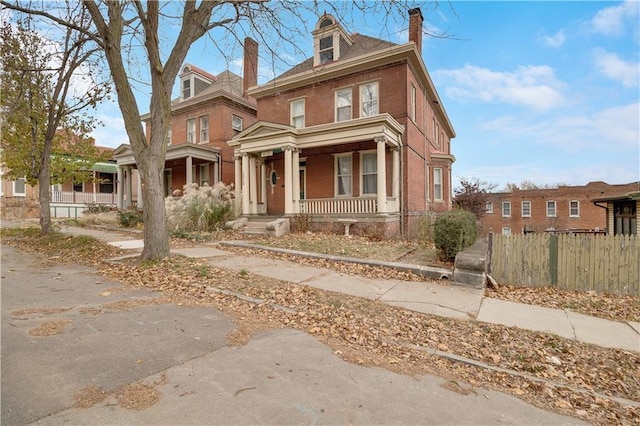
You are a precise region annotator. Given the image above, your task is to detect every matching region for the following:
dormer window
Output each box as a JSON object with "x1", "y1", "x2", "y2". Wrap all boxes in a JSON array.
[
  {"x1": 319, "y1": 36, "x2": 334, "y2": 64},
  {"x1": 312, "y1": 14, "x2": 353, "y2": 67},
  {"x1": 179, "y1": 64, "x2": 216, "y2": 101},
  {"x1": 182, "y1": 79, "x2": 191, "y2": 99}
]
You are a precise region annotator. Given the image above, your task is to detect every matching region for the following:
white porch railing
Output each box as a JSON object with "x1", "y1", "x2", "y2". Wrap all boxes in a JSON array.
[
  {"x1": 300, "y1": 197, "x2": 403, "y2": 214},
  {"x1": 51, "y1": 191, "x2": 116, "y2": 205}
]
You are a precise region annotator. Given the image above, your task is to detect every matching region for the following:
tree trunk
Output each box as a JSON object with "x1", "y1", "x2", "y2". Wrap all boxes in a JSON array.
[
  {"x1": 38, "y1": 144, "x2": 53, "y2": 235},
  {"x1": 137, "y1": 152, "x2": 169, "y2": 261}
]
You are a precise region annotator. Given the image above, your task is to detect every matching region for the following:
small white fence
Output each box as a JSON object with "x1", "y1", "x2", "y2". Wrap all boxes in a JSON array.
[
  {"x1": 300, "y1": 198, "x2": 378, "y2": 214},
  {"x1": 51, "y1": 191, "x2": 116, "y2": 205}
]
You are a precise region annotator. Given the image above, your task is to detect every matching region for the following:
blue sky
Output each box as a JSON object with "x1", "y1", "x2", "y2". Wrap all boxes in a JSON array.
[{"x1": 92, "y1": 1, "x2": 640, "y2": 190}]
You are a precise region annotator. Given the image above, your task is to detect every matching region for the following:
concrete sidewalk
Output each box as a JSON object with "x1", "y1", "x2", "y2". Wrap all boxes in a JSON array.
[{"x1": 12, "y1": 223, "x2": 640, "y2": 353}]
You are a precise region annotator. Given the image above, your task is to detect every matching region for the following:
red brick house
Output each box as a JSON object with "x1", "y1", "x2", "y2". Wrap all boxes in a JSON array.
[
  {"x1": 229, "y1": 9, "x2": 455, "y2": 237},
  {"x1": 481, "y1": 181, "x2": 640, "y2": 235},
  {"x1": 114, "y1": 39, "x2": 259, "y2": 209}
]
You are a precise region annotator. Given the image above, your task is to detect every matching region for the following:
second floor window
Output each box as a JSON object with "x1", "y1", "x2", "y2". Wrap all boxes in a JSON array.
[
  {"x1": 186, "y1": 118, "x2": 196, "y2": 143},
  {"x1": 167, "y1": 125, "x2": 172, "y2": 145},
  {"x1": 335, "y1": 89, "x2": 352, "y2": 122},
  {"x1": 486, "y1": 201, "x2": 494, "y2": 214},
  {"x1": 199, "y1": 115, "x2": 209, "y2": 143},
  {"x1": 291, "y1": 99, "x2": 305, "y2": 128},
  {"x1": 433, "y1": 168, "x2": 442, "y2": 201},
  {"x1": 547, "y1": 200, "x2": 557, "y2": 217},
  {"x1": 502, "y1": 201, "x2": 511, "y2": 217},
  {"x1": 570, "y1": 200, "x2": 580, "y2": 217},
  {"x1": 522, "y1": 201, "x2": 531, "y2": 217},
  {"x1": 360, "y1": 82, "x2": 379, "y2": 117},
  {"x1": 232, "y1": 115, "x2": 243, "y2": 134}
]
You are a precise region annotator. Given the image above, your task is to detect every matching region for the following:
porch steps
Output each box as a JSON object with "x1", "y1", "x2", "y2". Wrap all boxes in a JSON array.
[{"x1": 240, "y1": 216, "x2": 281, "y2": 236}]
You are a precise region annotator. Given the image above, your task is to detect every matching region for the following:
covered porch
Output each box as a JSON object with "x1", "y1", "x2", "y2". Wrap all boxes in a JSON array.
[
  {"x1": 228, "y1": 114, "x2": 404, "y2": 222},
  {"x1": 113, "y1": 143, "x2": 221, "y2": 209}
]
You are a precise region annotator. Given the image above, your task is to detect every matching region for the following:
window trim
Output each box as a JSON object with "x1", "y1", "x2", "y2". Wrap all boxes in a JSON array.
[
  {"x1": 290, "y1": 98, "x2": 305, "y2": 128},
  {"x1": 359, "y1": 150, "x2": 377, "y2": 197},
  {"x1": 12, "y1": 178, "x2": 26, "y2": 197},
  {"x1": 182, "y1": 78, "x2": 191, "y2": 100},
  {"x1": 502, "y1": 227, "x2": 511, "y2": 235},
  {"x1": 232, "y1": 115, "x2": 243, "y2": 132},
  {"x1": 199, "y1": 163, "x2": 210, "y2": 187},
  {"x1": 522, "y1": 200, "x2": 531, "y2": 217},
  {"x1": 335, "y1": 88, "x2": 352, "y2": 122},
  {"x1": 486, "y1": 201, "x2": 494, "y2": 214},
  {"x1": 546, "y1": 200, "x2": 557, "y2": 217},
  {"x1": 167, "y1": 125, "x2": 172, "y2": 145},
  {"x1": 319, "y1": 35, "x2": 334, "y2": 64},
  {"x1": 410, "y1": 84, "x2": 416, "y2": 122},
  {"x1": 569, "y1": 200, "x2": 580, "y2": 217},
  {"x1": 360, "y1": 81, "x2": 379, "y2": 117},
  {"x1": 433, "y1": 167, "x2": 443, "y2": 201},
  {"x1": 334, "y1": 153, "x2": 353, "y2": 197},
  {"x1": 186, "y1": 118, "x2": 196, "y2": 143},
  {"x1": 502, "y1": 201, "x2": 511, "y2": 217},
  {"x1": 199, "y1": 115, "x2": 209, "y2": 143}
]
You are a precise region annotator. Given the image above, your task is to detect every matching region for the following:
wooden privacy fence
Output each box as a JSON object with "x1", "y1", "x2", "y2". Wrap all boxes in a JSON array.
[{"x1": 490, "y1": 233, "x2": 639, "y2": 296}]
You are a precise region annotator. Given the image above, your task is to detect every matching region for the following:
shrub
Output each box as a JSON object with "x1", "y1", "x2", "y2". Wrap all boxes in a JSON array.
[
  {"x1": 165, "y1": 182, "x2": 235, "y2": 233},
  {"x1": 433, "y1": 209, "x2": 478, "y2": 262},
  {"x1": 118, "y1": 208, "x2": 143, "y2": 228},
  {"x1": 85, "y1": 203, "x2": 112, "y2": 214}
]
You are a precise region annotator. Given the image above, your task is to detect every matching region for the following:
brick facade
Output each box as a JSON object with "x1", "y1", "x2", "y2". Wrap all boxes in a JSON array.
[{"x1": 481, "y1": 181, "x2": 640, "y2": 235}]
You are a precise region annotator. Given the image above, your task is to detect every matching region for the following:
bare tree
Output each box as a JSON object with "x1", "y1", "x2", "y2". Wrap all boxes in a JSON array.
[
  {"x1": 0, "y1": 7, "x2": 109, "y2": 235},
  {"x1": 2, "y1": 0, "x2": 442, "y2": 260}
]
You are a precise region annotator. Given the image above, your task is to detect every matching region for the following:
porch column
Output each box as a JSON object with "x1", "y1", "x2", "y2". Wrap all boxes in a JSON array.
[
  {"x1": 241, "y1": 154, "x2": 250, "y2": 215},
  {"x1": 284, "y1": 147, "x2": 293, "y2": 214},
  {"x1": 117, "y1": 166, "x2": 124, "y2": 209},
  {"x1": 186, "y1": 155, "x2": 193, "y2": 185},
  {"x1": 375, "y1": 137, "x2": 387, "y2": 213},
  {"x1": 124, "y1": 167, "x2": 133, "y2": 209},
  {"x1": 292, "y1": 149, "x2": 300, "y2": 213},
  {"x1": 392, "y1": 147, "x2": 400, "y2": 211},
  {"x1": 137, "y1": 171, "x2": 143, "y2": 209},
  {"x1": 92, "y1": 171, "x2": 97, "y2": 204},
  {"x1": 260, "y1": 162, "x2": 267, "y2": 213},
  {"x1": 249, "y1": 155, "x2": 257, "y2": 215},
  {"x1": 213, "y1": 160, "x2": 220, "y2": 185},
  {"x1": 234, "y1": 154, "x2": 242, "y2": 211}
]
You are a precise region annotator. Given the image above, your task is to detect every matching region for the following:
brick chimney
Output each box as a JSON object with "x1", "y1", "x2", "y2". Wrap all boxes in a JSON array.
[
  {"x1": 408, "y1": 8, "x2": 423, "y2": 55},
  {"x1": 243, "y1": 37, "x2": 258, "y2": 99}
]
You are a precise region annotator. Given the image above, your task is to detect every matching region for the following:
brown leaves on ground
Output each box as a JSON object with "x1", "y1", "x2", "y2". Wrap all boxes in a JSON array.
[
  {"x1": 114, "y1": 382, "x2": 160, "y2": 410},
  {"x1": 73, "y1": 386, "x2": 108, "y2": 408},
  {"x1": 487, "y1": 285, "x2": 640, "y2": 323},
  {"x1": 28, "y1": 319, "x2": 73, "y2": 336}
]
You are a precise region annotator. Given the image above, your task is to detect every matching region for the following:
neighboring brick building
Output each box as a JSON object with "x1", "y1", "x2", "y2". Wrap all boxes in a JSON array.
[
  {"x1": 114, "y1": 39, "x2": 259, "y2": 208},
  {"x1": 229, "y1": 9, "x2": 456, "y2": 236},
  {"x1": 481, "y1": 181, "x2": 640, "y2": 235}
]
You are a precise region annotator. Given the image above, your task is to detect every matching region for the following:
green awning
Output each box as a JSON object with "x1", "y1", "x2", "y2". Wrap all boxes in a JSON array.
[{"x1": 91, "y1": 162, "x2": 118, "y2": 174}]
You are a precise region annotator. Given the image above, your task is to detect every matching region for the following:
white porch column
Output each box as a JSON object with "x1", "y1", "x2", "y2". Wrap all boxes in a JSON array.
[
  {"x1": 249, "y1": 155, "x2": 257, "y2": 214},
  {"x1": 292, "y1": 150, "x2": 300, "y2": 213},
  {"x1": 213, "y1": 161, "x2": 220, "y2": 184},
  {"x1": 241, "y1": 154, "x2": 250, "y2": 215},
  {"x1": 124, "y1": 167, "x2": 133, "y2": 209},
  {"x1": 392, "y1": 147, "x2": 400, "y2": 211},
  {"x1": 260, "y1": 162, "x2": 267, "y2": 213},
  {"x1": 375, "y1": 137, "x2": 387, "y2": 213},
  {"x1": 137, "y1": 171, "x2": 144, "y2": 209},
  {"x1": 117, "y1": 166, "x2": 124, "y2": 209},
  {"x1": 234, "y1": 154, "x2": 242, "y2": 211},
  {"x1": 284, "y1": 147, "x2": 293, "y2": 214},
  {"x1": 92, "y1": 171, "x2": 97, "y2": 204},
  {"x1": 186, "y1": 156, "x2": 193, "y2": 185}
]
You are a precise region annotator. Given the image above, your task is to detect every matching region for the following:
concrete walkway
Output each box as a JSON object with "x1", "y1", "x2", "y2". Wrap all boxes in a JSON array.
[{"x1": 15, "y1": 223, "x2": 640, "y2": 353}]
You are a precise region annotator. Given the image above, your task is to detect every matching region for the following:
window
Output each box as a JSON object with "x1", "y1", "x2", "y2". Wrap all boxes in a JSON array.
[
  {"x1": 569, "y1": 200, "x2": 579, "y2": 217},
  {"x1": 360, "y1": 82, "x2": 379, "y2": 117},
  {"x1": 360, "y1": 151, "x2": 377, "y2": 195},
  {"x1": 502, "y1": 227, "x2": 511, "y2": 235},
  {"x1": 433, "y1": 118, "x2": 436, "y2": 143},
  {"x1": 199, "y1": 115, "x2": 209, "y2": 143},
  {"x1": 13, "y1": 178, "x2": 26, "y2": 196},
  {"x1": 522, "y1": 201, "x2": 531, "y2": 217},
  {"x1": 435, "y1": 124, "x2": 440, "y2": 148},
  {"x1": 502, "y1": 201, "x2": 511, "y2": 217},
  {"x1": 182, "y1": 79, "x2": 191, "y2": 99},
  {"x1": 547, "y1": 200, "x2": 557, "y2": 217},
  {"x1": 335, "y1": 154, "x2": 352, "y2": 196},
  {"x1": 319, "y1": 36, "x2": 334, "y2": 64},
  {"x1": 199, "y1": 164, "x2": 210, "y2": 186},
  {"x1": 410, "y1": 85, "x2": 416, "y2": 122},
  {"x1": 335, "y1": 89, "x2": 352, "y2": 122},
  {"x1": 290, "y1": 99, "x2": 305, "y2": 128},
  {"x1": 186, "y1": 118, "x2": 196, "y2": 143},
  {"x1": 232, "y1": 115, "x2": 243, "y2": 133},
  {"x1": 433, "y1": 168, "x2": 443, "y2": 201},
  {"x1": 167, "y1": 125, "x2": 172, "y2": 145},
  {"x1": 73, "y1": 181, "x2": 83, "y2": 192},
  {"x1": 486, "y1": 201, "x2": 494, "y2": 214}
]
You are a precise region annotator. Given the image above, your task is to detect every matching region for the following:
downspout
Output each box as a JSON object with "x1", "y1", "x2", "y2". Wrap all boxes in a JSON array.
[{"x1": 400, "y1": 142, "x2": 405, "y2": 236}]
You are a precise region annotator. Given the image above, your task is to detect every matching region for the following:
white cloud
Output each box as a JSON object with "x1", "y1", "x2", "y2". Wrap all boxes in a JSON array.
[
  {"x1": 90, "y1": 103, "x2": 129, "y2": 148},
  {"x1": 593, "y1": 48, "x2": 639, "y2": 87},
  {"x1": 539, "y1": 30, "x2": 566, "y2": 48},
  {"x1": 590, "y1": 1, "x2": 639, "y2": 36},
  {"x1": 436, "y1": 64, "x2": 566, "y2": 111}
]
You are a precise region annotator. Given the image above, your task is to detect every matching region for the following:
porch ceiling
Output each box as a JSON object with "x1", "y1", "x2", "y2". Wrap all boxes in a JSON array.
[
  {"x1": 229, "y1": 114, "x2": 405, "y2": 155},
  {"x1": 113, "y1": 143, "x2": 220, "y2": 167}
]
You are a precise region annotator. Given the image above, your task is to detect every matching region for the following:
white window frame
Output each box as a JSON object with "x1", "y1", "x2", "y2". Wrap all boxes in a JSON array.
[
  {"x1": 290, "y1": 98, "x2": 305, "y2": 128},
  {"x1": 182, "y1": 78, "x2": 191, "y2": 100},
  {"x1": 199, "y1": 115, "x2": 209, "y2": 143},
  {"x1": 546, "y1": 200, "x2": 557, "y2": 217},
  {"x1": 502, "y1": 227, "x2": 511, "y2": 235},
  {"x1": 433, "y1": 167, "x2": 443, "y2": 201},
  {"x1": 334, "y1": 153, "x2": 352, "y2": 197},
  {"x1": 186, "y1": 118, "x2": 196, "y2": 143},
  {"x1": 502, "y1": 201, "x2": 511, "y2": 217},
  {"x1": 232, "y1": 115, "x2": 243, "y2": 132},
  {"x1": 73, "y1": 181, "x2": 84, "y2": 193},
  {"x1": 360, "y1": 82, "x2": 379, "y2": 117},
  {"x1": 199, "y1": 164, "x2": 210, "y2": 187},
  {"x1": 569, "y1": 200, "x2": 580, "y2": 217},
  {"x1": 319, "y1": 35, "x2": 334, "y2": 64},
  {"x1": 410, "y1": 85, "x2": 416, "y2": 122},
  {"x1": 522, "y1": 200, "x2": 531, "y2": 217},
  {"x1": 359, "y1": 150, "x2": 377, "y2": 196},
  {"x1": 12, "y1": 178, "x2": 26, "y2": 197},
  {"x1": 486, "y1": 201, "x2": 493, "y2": 214},
  {"x1": 335, "y1": 88, "x2": 352, "y2": 122},
  {"x1": 167, "y1": 125, "x2": 172, "y2": 145}
]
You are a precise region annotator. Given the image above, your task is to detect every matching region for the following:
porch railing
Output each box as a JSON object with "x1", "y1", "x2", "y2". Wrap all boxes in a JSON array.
[
  {"x1": 51, "y1": 191, "x2": 116, "y2": 205},
  {"x1": 299, "y1": 197, "x2": 398, "y2": 214}
]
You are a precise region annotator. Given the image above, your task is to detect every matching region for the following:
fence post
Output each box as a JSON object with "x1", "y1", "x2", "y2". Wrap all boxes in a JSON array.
[
  {"x1": 549, "y1": 234, "x2": 558, "y2": 286},
  {"x1": 486, "y1": 232, "x2": 493, "y2": 276}
]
